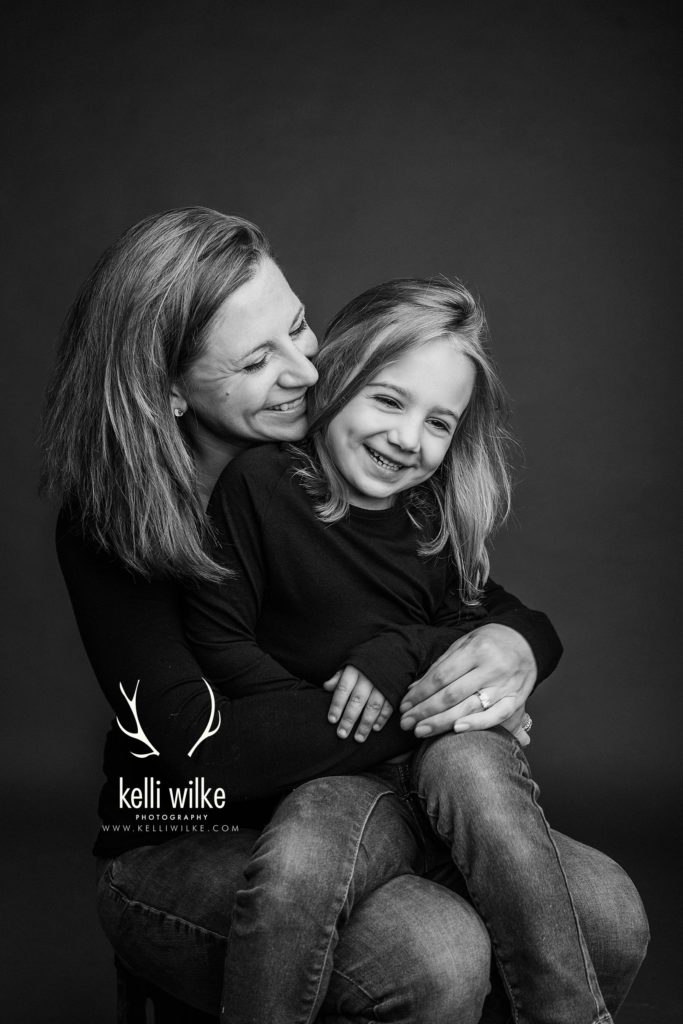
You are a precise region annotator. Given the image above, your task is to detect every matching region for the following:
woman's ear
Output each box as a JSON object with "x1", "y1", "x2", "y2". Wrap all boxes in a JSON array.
[{"x1": 170, "y1": 384, "x2": 188, "y2": 419}]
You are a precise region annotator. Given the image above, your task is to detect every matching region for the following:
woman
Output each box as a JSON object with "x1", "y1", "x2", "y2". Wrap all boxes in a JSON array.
[{"x1": 41, "y1": 207, "x2": 647, "y2": 1021}]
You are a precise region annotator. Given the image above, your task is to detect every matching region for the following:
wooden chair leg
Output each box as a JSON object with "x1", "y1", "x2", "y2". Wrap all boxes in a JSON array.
[
  {"x1": 115, "y1": 956, "x2": 219, "y2": 1024},
  {"x1": 115, "y1": 957, "x2": 148, "y2": 1024}
]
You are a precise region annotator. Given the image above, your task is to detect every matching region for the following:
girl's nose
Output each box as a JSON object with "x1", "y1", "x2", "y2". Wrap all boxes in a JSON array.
[{"x1": 387, "y1": 422, "x2": 421, "y2": 453}]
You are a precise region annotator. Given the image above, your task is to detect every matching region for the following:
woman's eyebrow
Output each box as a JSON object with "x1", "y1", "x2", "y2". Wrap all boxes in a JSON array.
[
  {"x1": 290, "y1": 303, "x2": 306, "y2": 328},
  {"x1": 234, "y1": 340, "x2": 272, "y2": 363},
  {"x1": 371, "y1": 381, "x2": 460, "y2": 421}
]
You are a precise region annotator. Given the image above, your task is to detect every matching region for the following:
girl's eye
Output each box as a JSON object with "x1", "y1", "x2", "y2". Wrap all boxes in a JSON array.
[
  {"x1": 243, "y1": 355, "x2": 269, "y2": 373},
  {"x1": 374, "y1": 394, "x2": 401, "y2": 409},
  {"x1": 291, "y1": 316, "x2": 308, "y2": 337},
  {"x1": 428, "y1": 418, "x2": 452, "y2": 433}
]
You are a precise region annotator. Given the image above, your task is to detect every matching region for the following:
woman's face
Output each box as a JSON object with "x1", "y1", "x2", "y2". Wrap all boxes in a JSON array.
[{"x1": 180, "y1": 258, "x2": 318, "y2": 453}]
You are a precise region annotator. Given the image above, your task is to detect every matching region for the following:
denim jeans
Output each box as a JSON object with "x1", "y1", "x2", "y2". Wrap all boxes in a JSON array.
[
  {"x1": 97, "y1": 774, "x2": 492, "y2": 1023},
  {"x1": 367, "y1": 728, "x2": 650, "y2": 1024}
]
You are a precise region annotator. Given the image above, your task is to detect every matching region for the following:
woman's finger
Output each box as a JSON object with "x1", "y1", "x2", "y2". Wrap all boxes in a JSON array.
[
  {"x1": 399, "y1": 638, "x2": 479, "y2": 711},
  {"x1": 401, "y1": 668, "x2": 487, "y2": 727},
  {"x1": 451, "y1": 694, "x2": 520, "y2": 733},
  {"x1": 412, "y1": 692, "x2": 519, "y2": 738},
  {"x1": 327, "y1": 667, "x2": 359, "y2": 723},
  {"x1": 353, "y1": 690, "x2": 391, "y2": 742},
  {"x1": 510, "y1": 726, "x2": 531, "y2": 747}
]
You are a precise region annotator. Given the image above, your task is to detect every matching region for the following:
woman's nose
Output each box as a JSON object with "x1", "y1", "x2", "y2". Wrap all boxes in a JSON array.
[{"x1": 279, "y1": 343, "x2": 319, "y2": 387}]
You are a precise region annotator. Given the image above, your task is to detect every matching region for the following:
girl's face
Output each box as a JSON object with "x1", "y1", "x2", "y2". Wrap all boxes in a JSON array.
[
  {"x1": 326, "y1": 339, "x2": 475, "y2": 510},
  {"x1": 180, "y1": 258, "x2": 319, "y2": 453}
]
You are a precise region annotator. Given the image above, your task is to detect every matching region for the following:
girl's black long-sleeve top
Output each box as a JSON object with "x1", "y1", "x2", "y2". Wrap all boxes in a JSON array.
[{"x1": 56, "y1": 448, "x2": 562, "y2": 857}]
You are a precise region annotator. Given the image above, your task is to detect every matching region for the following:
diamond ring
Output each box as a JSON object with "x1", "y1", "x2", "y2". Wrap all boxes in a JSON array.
[{"x1": 475, "y1": 689, "x2": 492, "y2": 711}]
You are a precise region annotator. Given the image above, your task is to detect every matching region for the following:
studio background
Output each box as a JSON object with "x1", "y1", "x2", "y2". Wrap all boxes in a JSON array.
[{"x1": 2, "y1": 1, "x2": 680, "y2": 1020}]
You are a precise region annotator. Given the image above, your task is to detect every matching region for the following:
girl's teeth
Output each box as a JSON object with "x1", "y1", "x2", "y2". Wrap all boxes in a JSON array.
[{"x1": 367, "y1": 447, "x2": 401, "y2": 471}]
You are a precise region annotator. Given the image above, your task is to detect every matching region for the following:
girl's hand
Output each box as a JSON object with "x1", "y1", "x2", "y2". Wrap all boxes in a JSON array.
[
  {"x1": 323, "y1": 666, "x2": 393, "y2": 742},
  {"x1": 399, "y1": 623, "x2": 536, "y2": 738}
]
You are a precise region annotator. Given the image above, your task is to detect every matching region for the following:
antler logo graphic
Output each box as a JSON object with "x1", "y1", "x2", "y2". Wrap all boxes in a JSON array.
[
  {"x1": 116, "y1": 679, "x2": 222, "y2": 758},
  {"x1": 116, "y1": 680, "x2": 160, "y2": 758},
  {"x1": 188, "y1": 679, "x2": 222, "y2": 758}
]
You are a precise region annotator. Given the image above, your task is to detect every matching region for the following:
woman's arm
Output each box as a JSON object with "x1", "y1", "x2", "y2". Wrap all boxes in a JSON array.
[
  {"x1": 56, "y1": 510, "x2": 415, "y2": 801},
  {"x1": 345, "y1": 571, "x2": 559, "y2": 741},
  {"x1": 398, "y1": 580, "x2": 561, "y2": 738}
]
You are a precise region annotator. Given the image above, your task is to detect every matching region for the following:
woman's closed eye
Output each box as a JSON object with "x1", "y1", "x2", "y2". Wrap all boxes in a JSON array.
[
  {"x1": 242, "y1": 352, "x2": 270, "y2": 373},
  {"x1": 290, "y1": 316, "x2": 308, "y2": 337}
]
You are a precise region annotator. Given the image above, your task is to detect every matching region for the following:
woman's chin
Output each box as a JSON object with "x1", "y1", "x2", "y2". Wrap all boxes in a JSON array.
[{"x1": 273, "y1": 418, "x2": 309, "y2": 442}]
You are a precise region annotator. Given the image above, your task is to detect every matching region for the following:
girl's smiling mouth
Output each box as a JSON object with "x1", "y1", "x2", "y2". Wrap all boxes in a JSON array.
[{"x1": 364, "y1": 445, "x2": 408, "y2": 472}]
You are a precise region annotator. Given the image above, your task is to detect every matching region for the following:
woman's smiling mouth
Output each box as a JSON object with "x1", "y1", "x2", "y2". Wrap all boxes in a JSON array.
[{"x1": 266, "y1": 394, "x2": 307, "y2": 413}]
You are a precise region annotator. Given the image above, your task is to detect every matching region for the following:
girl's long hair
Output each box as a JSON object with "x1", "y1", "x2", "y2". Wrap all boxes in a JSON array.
[
  {"x1": 40, "y1": 206, "x2": 272, "y2": 580},
  {"x1": 292, "y1": 278, "x2": 512, "y2": 602}
]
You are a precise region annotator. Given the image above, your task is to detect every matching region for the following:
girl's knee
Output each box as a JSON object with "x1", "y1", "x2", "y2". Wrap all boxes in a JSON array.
[
  {"x1": 416, "y1": 728, "x2": 520, "y2": 795},
  {"x1": 246, "y1": 779, "x2": 416, "y2": 900}
]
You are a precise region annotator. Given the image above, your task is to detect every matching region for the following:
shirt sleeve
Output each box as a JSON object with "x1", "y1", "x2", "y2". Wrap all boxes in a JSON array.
[
  {"x1": 183, "y1": 460, "x2": 319, "y2": 696},
  {"x1": 343, "y1": 575, "x2": 562, "y2": 704},
  {"x1": 56, "y1": 509, "x2": 416, "y2": 802},
  {"x1": 449, "y1": 577, "x2": 563, "y2": 685}
]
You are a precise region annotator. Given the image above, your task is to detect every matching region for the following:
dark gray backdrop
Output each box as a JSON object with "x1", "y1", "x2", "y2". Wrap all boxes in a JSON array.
[{"x1": 2, "y1": 1, "x2": 680, "y2": 1020}]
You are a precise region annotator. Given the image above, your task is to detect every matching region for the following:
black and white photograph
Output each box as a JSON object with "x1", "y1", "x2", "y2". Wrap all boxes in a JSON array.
[{"x1": 3, "y1": 2, "x2": 681, "y2": 1021}]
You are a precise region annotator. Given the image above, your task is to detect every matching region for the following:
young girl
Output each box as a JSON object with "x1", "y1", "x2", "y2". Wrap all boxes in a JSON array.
[{"x1": 184, "y1": 278, "x2": 613, "y2": 1024}]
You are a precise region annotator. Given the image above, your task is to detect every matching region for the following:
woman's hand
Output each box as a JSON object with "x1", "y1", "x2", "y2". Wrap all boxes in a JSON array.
[
  {"x1": 323, "y1": 666, "x2": 393, "y2": 742},
  {"x1": 498, "y1": 703, "x2": 532, "y2": 748},
  {"x1": 399, "y1": 623, "x2": 537, "y2": 739}
]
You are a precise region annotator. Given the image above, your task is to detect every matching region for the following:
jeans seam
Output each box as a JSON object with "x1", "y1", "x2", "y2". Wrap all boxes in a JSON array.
[
  {"x1": 329, "y1": 967, "x2": 380, "y2": 1022},
  {"x1": 301, "y1": 787, "x2": 401, "y2": 1024},
  {"x1": 104, "y1": 880, "x2": 227, "y2": 942},
  {"x1": 414, "y1": 732, "x2": 611, "y2": 1024},
  {"x1": 507, "y1": 740, "x2": 608, "y2": 1023}
]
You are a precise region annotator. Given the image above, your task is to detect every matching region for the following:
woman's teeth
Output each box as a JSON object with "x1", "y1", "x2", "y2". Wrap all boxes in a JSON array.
[
  {"x1": 268, "y1": 396, "x2": 304, "y2": 412},
  {"x1": 366, "y1": 446, "x2": 403, "y2": 471}
]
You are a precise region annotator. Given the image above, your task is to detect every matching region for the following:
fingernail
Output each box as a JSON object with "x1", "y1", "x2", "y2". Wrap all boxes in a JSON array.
[
  {"x1": 372, "y1": 724, "x2": 381, "y2": 731},
  {"x1": 328, "y1": 714, "x2": 337, "y2": 723},
  {"x1": 400, "y1": 717, "x2": 415, "y2": 731},
  {"x1": 453, "y1": 722, "x2": 470, "y2": 732},
  {"x1": 415, "y1": 724, "x2": 432, "y2": 737},
  {"x1": 354, "y1": 734, "x2": 366, "y2": 743},
  {"x1": 337, "y1": 728, "x2": 347, "y2": 738}
]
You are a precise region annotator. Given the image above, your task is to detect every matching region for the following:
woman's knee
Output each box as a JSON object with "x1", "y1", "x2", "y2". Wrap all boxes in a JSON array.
[
  {"x1": 328, "y1": 875, "x2": 491, "y2": 1023},
  {"x1": 554, "y1": 832, "x2": 650, "y2": 1007}
]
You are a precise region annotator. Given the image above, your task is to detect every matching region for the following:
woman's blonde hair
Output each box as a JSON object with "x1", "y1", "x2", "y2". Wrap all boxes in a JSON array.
[
  {"x1": 292, "y1": 278, "x2": 512, "y2": 602},
  {"x1": 40, "y1": 206, "x2": 272, "y2": 580}
]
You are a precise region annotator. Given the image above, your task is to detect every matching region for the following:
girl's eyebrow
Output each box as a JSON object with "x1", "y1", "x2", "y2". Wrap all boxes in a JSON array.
[{"x1": 370, "y1": 380, "x2": 460, "y2": 421}]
